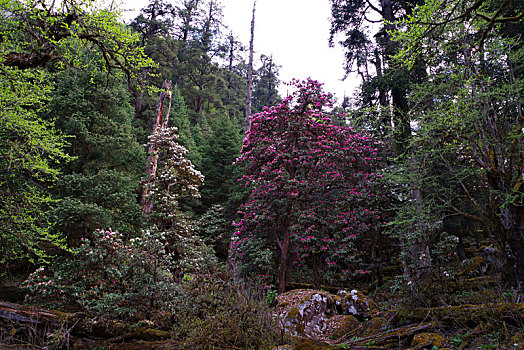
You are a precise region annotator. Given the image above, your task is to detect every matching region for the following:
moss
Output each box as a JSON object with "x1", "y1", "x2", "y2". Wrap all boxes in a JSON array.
[
  {"x1": 286, "y1": 307, "x2": 300, "y2": 320},
  {"x1": 400, "y1": 303, "x2": 524, "y2": 326},
  {"x1": 363, "y1": 317, "x2": 386, "y2": 336},
  {"x1": 510, "y1": 332, "x2": 524, "y2": 348},
  {"x1": 294, "y1": 337, "x2": 334, "y2": 350},
  {"x1": 296, "y1": 322, "x2": 305, "y2": 335},
  {"x1": 411, "y1": 332, "x2": 445, "y2": 348},
  {"x1": 73, "y1": 340, "x2": 172, "y2": 349},
  {"x1": 329, "y1": 315, "x2": 360, "y2": 339},
  {"x1": 457, "y1": 256, "x2": 487, "y2": 277},
  {"x1": 122, "y1": 327, "x2": 171, "y2": 341}
]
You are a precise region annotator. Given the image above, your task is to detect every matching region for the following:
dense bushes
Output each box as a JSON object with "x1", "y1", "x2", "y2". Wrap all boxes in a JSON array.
[
  {"x1": 23, "y1": 228, "x2": 180, "y2": 320},
  {"x1": 172, "y1": 271, "x2": 284, "y2": 349}
]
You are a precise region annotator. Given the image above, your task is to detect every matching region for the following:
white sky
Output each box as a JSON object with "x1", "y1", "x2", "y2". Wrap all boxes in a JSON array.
[{"x1": 121, "y1": 0, "x2": 361, "y2": 102}]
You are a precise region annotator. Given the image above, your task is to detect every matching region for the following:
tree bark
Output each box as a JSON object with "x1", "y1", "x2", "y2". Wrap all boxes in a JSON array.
[
  {"x1": 278, "y1": 226, "x2": 290, "y2": 294},
  {"x1": 312, "y1": 253, "x2": 321, "y2": 289},
  {"x1": 141, "y1": 80, "x2": 173, "y2": 215}
]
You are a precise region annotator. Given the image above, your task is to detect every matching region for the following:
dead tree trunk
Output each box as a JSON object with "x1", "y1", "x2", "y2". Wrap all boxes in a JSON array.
[
  {"x1": 245, "y1": 1, "x2": 256, "y2": 133},
  {"x1": 141, "y1": 80, "x2": 173, "y2": 215}
]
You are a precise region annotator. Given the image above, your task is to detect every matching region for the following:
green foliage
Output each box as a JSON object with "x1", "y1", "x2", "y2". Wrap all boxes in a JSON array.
[
  {"x1": 1, "y1": 0, "x2": 153, "y2": 75},
  {"x1": 252, "y1": 54, "x2": 281, "y2": 113},
  {"x1": 389, "y1": 0, "x2": 524, "y2": 287},
  {"x1": 0, "y1": 0, "x2": 153, "y2": 266},
  {"x1": 0, "y1": 62, "x2": 71, "y2": 266},
  {"x1": 45, "y1": 61, "x2": 145, "y2": 240},
  {"x1": 200, "y1": 113, "x2": 242, "y2": 209},
  {"x1": 170, "y1": 88, "x2": 202, "y2": 166},
  {"x1": 195, "y1": 204, "x2": 232, "y2": 259}
]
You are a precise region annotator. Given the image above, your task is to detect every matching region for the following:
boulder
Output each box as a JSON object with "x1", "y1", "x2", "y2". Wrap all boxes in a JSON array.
[
  {"x1": 326, "y1": 315, "x2": 360, "y2": 340},
  {"x1": 335, "y1": 289, "x2": 378, "y2": 319},
  {"x1": 362, "y1": 317, "x2": 387, "y2": 336},
  {"x1": 276, "y1": 289, "x2": 336, "y2": 338}
]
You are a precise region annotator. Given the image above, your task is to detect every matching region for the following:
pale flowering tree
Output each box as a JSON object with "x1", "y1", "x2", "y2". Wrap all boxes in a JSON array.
[{"x1": 233, "y1": 79, "x2": 382, "y2": 293}]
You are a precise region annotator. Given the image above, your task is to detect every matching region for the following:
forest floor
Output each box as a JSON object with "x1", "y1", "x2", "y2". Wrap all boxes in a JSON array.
[
  {"x1": 1, "y1": 246, "x2": 524, "y2": 349},
  {"x1": 1, "y1": 277, "x2": 523, "y2": 349}
]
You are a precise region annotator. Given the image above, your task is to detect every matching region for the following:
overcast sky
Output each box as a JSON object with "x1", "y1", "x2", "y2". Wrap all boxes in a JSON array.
[{"x1": 122, "y1": 0, "x2": 360, "y2": 102}]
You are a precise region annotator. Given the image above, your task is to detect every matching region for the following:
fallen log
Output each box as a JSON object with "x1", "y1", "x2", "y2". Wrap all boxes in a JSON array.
[
  {"x1": 342, "y1": 322, "x2": 435, "y2": 347},
  {"x1": 0, "y1": 301, "x2": 171, "y2": 347},
  {"x1": 397, "y1": 302, "x2": 524, "y2": 327}
]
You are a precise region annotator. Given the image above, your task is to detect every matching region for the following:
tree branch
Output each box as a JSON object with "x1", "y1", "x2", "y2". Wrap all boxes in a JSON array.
[{"x1": 364, "y1": 0, "x2": 382, "y2": 16}]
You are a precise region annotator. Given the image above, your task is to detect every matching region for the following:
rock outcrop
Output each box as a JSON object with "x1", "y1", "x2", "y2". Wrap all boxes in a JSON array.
[
  {"x1": 334, "y1": 289, "x2": 378, "y2": 319},
  {"x1": 275, "y1": 288, "x2": 377, "y2": 340},
  {"x1": 276, "y1": 289, "x2": 336, "y2": 338}
]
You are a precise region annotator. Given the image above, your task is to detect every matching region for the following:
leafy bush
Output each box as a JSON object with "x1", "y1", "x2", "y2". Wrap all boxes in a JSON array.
[{"x1": 23, "y1": 228, "x2": 180, "y2": 320}]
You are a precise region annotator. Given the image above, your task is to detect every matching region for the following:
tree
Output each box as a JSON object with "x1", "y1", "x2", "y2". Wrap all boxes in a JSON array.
[
  {"x1": 233, "y1": 79, "x2": 381, "y2": 293},
  {"x1": 0, "y1": 68, "x2": 70, "y2": 264},
  {"x1": 245, "y1": 1, "x2": 256, "y2": 132},
  {"x1": 391, "y1": 0, "x2": 524, "y2": 290},
  {"x1": 252, "y1": 54, "x2": 281, "y2": 113},
  {"x1": 45, "y1": 58, "x2": 146, "y2": 241},
  {"x1": 329, "y1": 0, "x2": 422, "y2": 153},
  {"x1": 200, "y1": 114, "x2": 242, "y2": 209},
  {"x1": 0, "y1": 0, "x2": 151, "y2": 264},
  {"x1": 175, "y1": 0, "x2": 227, "y2": 121},
  {"x1": 1, "y1": 0, "x2": 151, "y2": 75},
  {"x1": 222, "y1": 32, "x2": 247, "y2": 126}
]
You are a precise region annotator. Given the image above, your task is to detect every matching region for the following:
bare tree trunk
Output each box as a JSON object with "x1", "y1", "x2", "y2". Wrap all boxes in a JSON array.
[
  {"x1": 226, "y1": 33, "x2": 235, "y2": 106},
  {"x1": 141, "y1": 80, "x2": 173, "y2": 215},
  {"x1": 245, "y1": 1, "x2": 256, "y2": 133},
  {"x1": 312, "y1": 253, "x2": 321, "y2": 289},
  {"x1": 278, "y1": 226, "x2": 290, "y2": 294}
]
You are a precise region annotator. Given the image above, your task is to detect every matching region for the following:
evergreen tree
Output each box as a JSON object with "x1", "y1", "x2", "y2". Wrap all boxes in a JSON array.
[
  {"x1": 200, "y1": 113, "x2": 242, "y2": 209},
  {"x1": 252, "y1": 54, "x2": 281, "y2": 113},
  {"x1": 45, "y1": 60, "x2": 145, "y2": 241},
  {"x1": 329, "y1": 0, "x2": 424, "y2": 154},
  {"x1": 170, "y1": 88, "x2": 202, "y2": 166},
  {"x1": 0, "y1": 0, "x2": 150, "y2": 265}
]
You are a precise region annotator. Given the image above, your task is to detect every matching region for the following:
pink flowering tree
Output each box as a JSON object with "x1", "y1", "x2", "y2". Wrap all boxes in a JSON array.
[{"x1": 233, "y1": 79, "x2": 381, "y2": 293}]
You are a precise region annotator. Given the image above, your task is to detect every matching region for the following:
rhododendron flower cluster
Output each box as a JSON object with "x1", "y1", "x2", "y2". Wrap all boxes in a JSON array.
[{"x1": 233, "y1": 79, "x2": 381, "y2": 292}]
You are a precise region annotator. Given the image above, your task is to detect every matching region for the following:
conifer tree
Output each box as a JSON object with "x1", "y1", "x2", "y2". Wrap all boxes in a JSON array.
[{"x1": 46, "y1": 61, "x2": 145, "y2": 241}]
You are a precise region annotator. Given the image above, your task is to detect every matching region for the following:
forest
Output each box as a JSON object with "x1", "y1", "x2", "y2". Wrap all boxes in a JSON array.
[{"x1": 0, "y1": 0, "x2": 523, "y2": 349}]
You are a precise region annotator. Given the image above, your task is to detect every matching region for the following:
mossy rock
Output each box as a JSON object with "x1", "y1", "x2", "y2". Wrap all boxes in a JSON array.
[
  {"x1": 294, "y1": 337, "x2": 335, "y2": 350},
  {"x1": 411, "y1": 332, "x2": 445, "y2": 349},
  {"x1": 277, "y1": 289, "x2": 336, "y2": 338},
  {"x1": 327, "y1": 315, "x2": 360, "y2": 340},
  {"x1": 335, "y1": 289, "x2": 378, "y2": 319},
  {"x1": 362, "y1": 317, "x2": 386, "y2": 336}
]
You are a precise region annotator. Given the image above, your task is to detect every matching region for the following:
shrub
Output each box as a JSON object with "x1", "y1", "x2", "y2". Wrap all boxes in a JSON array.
[
  {"x1": 172, "y1": 271, "x2": 284, "y2": 349},
  {"x1": 23, "y1": 228, "x2": 180, "y2": 320}
]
